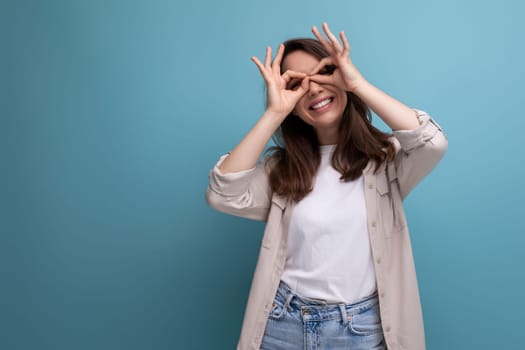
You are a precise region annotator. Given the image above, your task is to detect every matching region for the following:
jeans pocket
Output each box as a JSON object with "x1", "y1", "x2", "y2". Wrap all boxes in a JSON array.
[
  {"x1": 348, "y1": 304, "x2": 383, "y2": 336},
  {"x1": 268, "y1": 293, "x2": 287, "y2": 320}
]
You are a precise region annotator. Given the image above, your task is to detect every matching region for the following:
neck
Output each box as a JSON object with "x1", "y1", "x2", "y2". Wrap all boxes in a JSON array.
[{"x1": 316, "y1": 126, "x2": 339, "y2": 145}]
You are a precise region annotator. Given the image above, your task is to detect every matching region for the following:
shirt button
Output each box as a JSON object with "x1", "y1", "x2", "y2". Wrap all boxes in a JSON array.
[
  {"x1": 380, "y1": 292, "x2": 385, "y2": 298},
  {"x1": 376, "y1": 257, "x2": 381, "y2": 264},
  {"x1": 371, "y1": 221, "x2": 377, "y2": 228},
  {"x1": 385, "y1": 325, "x2": 391, "y2": 332},
  {"x1": 368, "y1": 183, "x2": 374, "y2": 189}
]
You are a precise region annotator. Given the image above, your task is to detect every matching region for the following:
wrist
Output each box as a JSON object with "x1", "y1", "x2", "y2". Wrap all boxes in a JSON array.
[
  {"x1": 258, "y1": 110, "x2": 288, "y2": 134},
  {"x1": 348, "y1": 77, "x2": 370, "y2": 95},
  {"x1": 263, "y1": 109, "x2": 289, "y2": 123}
]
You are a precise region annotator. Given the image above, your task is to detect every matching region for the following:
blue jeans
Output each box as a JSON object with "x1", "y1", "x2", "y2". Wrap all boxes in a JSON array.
[{"x1": 260, "y1": 280, "x2": 386, "y2": 350}]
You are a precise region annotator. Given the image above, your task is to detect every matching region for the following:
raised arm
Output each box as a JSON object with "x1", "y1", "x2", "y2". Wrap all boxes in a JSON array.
[
  {"x1": 218, "y1": 44, "x2": 310, "y2": 174},
  {"x1": 309, "y1": 22, "x2": 447, "y2": 198},
  {"x1": 206, "y1": 44, "x2": 310, "y2": 220},
  {"x1": 309, "y1": 22, "x2": 420, "y2": 131}
]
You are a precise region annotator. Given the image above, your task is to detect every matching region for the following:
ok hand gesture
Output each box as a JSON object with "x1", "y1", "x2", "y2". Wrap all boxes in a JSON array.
[
  {"x1": 309, "y1": 22, "x2": 366, "y2": 93},
  {"x1": 251, "y1": 44, "x2": 310, "y2": 117}
]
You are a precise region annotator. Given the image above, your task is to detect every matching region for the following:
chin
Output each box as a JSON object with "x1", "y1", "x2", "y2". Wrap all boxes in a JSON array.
[{"x1": 309, "y1": 113, "x2": 343, "y2": 127}]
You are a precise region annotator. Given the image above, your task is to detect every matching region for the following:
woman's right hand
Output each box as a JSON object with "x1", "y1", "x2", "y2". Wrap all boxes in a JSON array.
[{"x1": 251, "y1": 44, "x2": 310, "y2": 117}]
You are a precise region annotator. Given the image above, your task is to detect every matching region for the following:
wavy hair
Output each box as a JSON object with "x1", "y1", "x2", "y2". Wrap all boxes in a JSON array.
[{"x1": 265, "y1": 38, "x2": 396, "y2": 202}]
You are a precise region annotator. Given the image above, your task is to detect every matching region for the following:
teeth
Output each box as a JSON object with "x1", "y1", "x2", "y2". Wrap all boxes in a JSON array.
[{"x1": 311, "y1": 98, "x2": 332, "y2": 110}]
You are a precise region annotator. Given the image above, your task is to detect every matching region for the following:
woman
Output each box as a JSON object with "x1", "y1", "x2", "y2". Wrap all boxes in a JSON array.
[{"x1": 206, "y1": 22, "x2": 448, "y2": 350}]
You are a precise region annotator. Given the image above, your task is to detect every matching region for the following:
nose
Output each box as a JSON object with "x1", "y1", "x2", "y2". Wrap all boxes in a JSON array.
[{"x1": 308, "y1": 80, "x2": 323, "y2": 97}]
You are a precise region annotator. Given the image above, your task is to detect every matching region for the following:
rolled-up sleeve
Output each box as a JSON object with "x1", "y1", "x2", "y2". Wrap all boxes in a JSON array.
[
  {"x1": 205, "y1": 154, "x2": 272, "y2": 221},
  {"x1": 391, "y1": 109, "x2": 448, "y2": 199},
  {"x1": 209, "y1": 154, "x2": 257, "y2": 197},
  {"x1": 392, "y1": 109, "x2": 446, "y2": 152}
]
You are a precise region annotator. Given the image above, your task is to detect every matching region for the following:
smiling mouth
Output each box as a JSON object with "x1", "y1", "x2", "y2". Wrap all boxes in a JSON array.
[{"x1": 310, "y1": 97, "x2": 334, "y2": 111}]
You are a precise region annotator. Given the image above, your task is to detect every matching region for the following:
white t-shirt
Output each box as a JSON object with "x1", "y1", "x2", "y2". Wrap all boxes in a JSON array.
[{"x1": 281, "y1": 144, "x2": 377, "y2": 304}]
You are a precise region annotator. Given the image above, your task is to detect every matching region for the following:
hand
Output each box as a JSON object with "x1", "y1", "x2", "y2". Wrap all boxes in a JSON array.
[
  {"x1": 309, "y1": 22, "x2": 366, "y2": 93},
  {"x1": 251, "y1": 44, "x2": 310, "y2": 116}
]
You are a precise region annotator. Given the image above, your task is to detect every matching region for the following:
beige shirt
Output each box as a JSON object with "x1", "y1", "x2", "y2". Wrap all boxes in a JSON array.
[{"x1": 206, "y1": 109, "x2": 448, "y2": 350}]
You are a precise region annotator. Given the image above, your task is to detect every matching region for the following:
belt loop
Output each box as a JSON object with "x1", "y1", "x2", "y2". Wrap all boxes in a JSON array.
[
  {"x1": 284, "y1": 292, "x2": 294, "y2": 312},
  {"x1": 338, "y1": 303, "x2": 349, "y2": 325}
]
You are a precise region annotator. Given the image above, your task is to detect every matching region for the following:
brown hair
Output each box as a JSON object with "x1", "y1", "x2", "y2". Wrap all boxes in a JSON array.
[{"x1": 265, "y1": 38, "x2": 396, "y2": 202}]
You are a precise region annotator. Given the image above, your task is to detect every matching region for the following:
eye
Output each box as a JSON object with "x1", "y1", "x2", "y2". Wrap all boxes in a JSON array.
[
  {"x1": 287, "y1": 78, "x2": 302, "y2": 90},
  {"x1": 319, "y1": 65, "x2": 336, "y2": 75}
]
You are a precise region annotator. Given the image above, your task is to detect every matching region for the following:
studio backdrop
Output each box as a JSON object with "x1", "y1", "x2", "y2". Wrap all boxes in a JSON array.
[{"x1": 3, "y1": 0, "x2": 524, "y2": 349}]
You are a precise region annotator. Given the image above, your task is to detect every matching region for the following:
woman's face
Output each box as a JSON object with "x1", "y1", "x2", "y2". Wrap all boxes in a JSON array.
[{"x1": 282, "y1": 50, "x2": 348, "y2": 139}]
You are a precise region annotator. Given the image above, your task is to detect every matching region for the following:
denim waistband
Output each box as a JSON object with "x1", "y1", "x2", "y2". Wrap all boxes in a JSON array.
[{"x1": 276, "y1": 280, "x2": 379, "y2": 324}]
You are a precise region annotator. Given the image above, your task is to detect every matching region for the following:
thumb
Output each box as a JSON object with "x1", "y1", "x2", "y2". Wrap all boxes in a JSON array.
[
  {"x1": 293, "y1": 76, "x2": 310, "y2": 97},
  {"x1": 309, "y1": 74, "x2": 333, "y2": 85}
]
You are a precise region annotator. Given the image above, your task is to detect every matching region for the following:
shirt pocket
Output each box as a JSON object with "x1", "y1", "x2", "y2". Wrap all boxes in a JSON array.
[{"x1": 375, "y1": 163, "x2": 404, "y2": 238}]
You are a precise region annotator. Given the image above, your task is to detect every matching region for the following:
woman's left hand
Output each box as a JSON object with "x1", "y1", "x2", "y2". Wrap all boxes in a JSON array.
[{"x1": 309, "y1": 22, "x2": 367, "y2": 93}]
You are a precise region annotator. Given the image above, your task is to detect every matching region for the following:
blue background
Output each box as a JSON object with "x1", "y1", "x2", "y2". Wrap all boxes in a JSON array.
[{"x1": 3, "y1": 0, "x2": 524, "y2": 349}]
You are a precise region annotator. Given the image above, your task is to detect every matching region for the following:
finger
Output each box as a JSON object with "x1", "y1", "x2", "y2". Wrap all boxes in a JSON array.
[
  {"x1": 312, "y1": 25, "x2": 332, "y2": 52},
  {"x1": 251, "y1": 56, "x2": 269, "y2": 79},
  {"x1": 309, "y1": 57, "x2": 334, "y2": 75},
  {"x1": 281, "y1": 70, "x2": 307, "y2": 82},
  {"x1": 283, "y1": 71, "x2": 307, "y2": 90},
  {"x1": 309, "y1": 74, "x2": 334, "y2": 85},
  {"x1": 264, "y1": 46, "x2": 272, "y2": 67},
  {"x1": 322, "y1": 22, "x2": 343, "y2": 52},
  {"x1": 340, "y1": 30, "x2": 350, "y2": 56},
  {"x1": 294, "y1": 76, "x2": 310, "y2": 96},
  {"x1": 272, "y1": 43, "x2": 285, "y2": 73}
]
